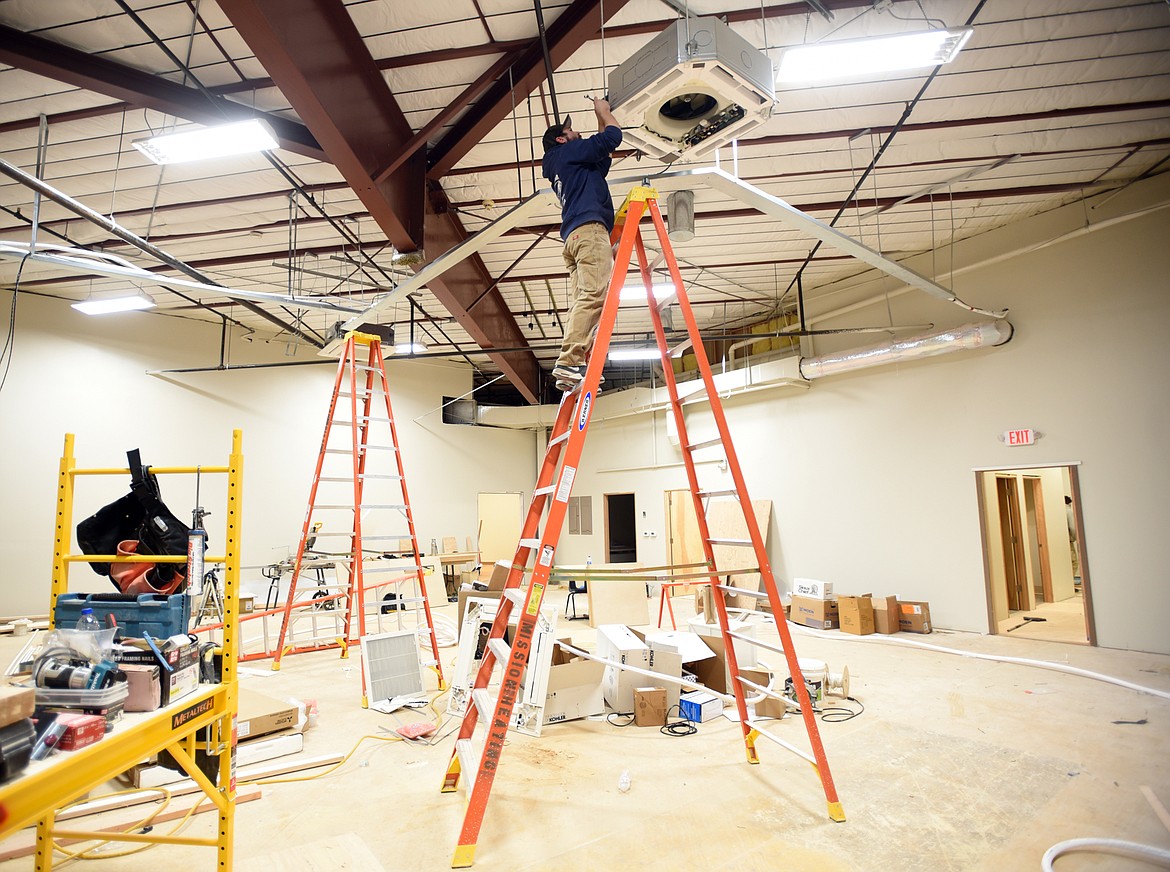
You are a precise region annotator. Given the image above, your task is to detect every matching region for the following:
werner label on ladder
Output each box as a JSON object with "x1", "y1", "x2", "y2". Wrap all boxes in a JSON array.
[{"x1": 440, "y1": 184, "x2": 845, "y2": 867}]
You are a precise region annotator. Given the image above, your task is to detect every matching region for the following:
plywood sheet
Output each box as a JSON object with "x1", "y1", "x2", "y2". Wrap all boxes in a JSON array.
[
  {"x1": 586, "y1": 569, "x2": 650, "y2": 628},
  {"x1": 477, "y1": 492, "x2": 523, "y2": 564}
]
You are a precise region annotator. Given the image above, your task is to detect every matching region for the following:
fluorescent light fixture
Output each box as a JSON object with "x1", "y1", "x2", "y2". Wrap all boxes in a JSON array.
[
  {"x1": 776, "y1": 27, "x2": 974, "y2": 83},
  {"x1": 608, "y1": 347, "x2": 663, "y2": 362},
  {"x1": 394, "y1": 342, "x2": 427, "y2": 355},
  {"x1": 620, "y1": 282, "x2": 677, "y2": 303},
  {"x1": 132, "y1": 119, "x2": 278, "y2": 165},
  {"x1": 71, "y1": 291, "x2": 155, "y2": 315}
]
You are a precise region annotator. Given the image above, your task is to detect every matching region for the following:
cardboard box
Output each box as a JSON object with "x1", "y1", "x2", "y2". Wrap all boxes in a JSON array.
[
  {"x1": 633, "y1": 687, "x2": 667, "y2": 727},
  {"x1": 790, "y1": 595, "x2": 839, "y2": 630},
  {"x1": 740, "y1": 667, "x2": 787, "y2": 720},
  {"x1": 457, "y1": 587, "x2": 503, "y2": 629},
  {"x1": 634, "y1": 629, "x2": 703, "y2": 709},
  {"x1": 122, "y1": 663, "x2": 162, "y2": 712},
  {"x1": 130, "y1": 729, "x2": 305, "y2": 788},
  {"x1": 687, "y1": 615, "x2": 757, "y2": 675},
  {"x1": 236, "y1": 689, "x2": 300, "y2": 741},
  {"x1": 486, "y1": 561, "x2": 512, "y2": 591},
  {"x1": 115, "y1": 638, "x2": 200, "y2": 706},
  {"x1": 679, "y1": 690, "x2": 722, "y2": 723},
  {"x1": 542, "y1": 654, "x2": 605, "y2": 726},
  {"x1": 596, "y1": 625, "x2": 650, "y2": 713},
  {"x1": 898, "y1": 601, "x2": 932, "y2": 634},
  {"x1": 0, "y1": 686, "x2": 35, "y2": 728},
  {"x1": 838, "y1": 595, "x2": 875, "y2": 635},
  {"x1": 793, "y1": 578, "x2": 833, "y2": 599},
  {"x1": 53, "y1": 712, "x2": 105, "y2": 751},
  {"x1": 870, "y1": 596, "x2": 899, "y2": 634}
]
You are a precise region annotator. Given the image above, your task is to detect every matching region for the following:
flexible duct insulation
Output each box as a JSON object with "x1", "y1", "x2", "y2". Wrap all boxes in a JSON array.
[{"x1": 799, "y1": 319, "x2": 1014, "y2": 379}]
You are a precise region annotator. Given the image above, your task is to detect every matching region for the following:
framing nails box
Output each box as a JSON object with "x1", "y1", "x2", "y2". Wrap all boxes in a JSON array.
[
  {"x1": 838, "y1": 595, "x2": 875, "y2": 635},
  {"x1": 53, "y1": 712, "x2": 106, "y2": 751},
  {"x1": 542, "y1": 638, "x2": 605, "y2": 726},
  {"x1": 870, "y1": 596, "x2": 899, "y2": 634},
  {"x1": 114, "y1": 638, "x2": 200, "y2": 706},
  {"x1": 596, "y1": 625, "x2": 650, "y2": 713},
  {"x1": 790, "y1": 595, "x2": 839, "y2": 630},
  {"x1": 679, "y1": 690, "x2": 722, "y2": 723},
  {"x1": 898, "y1": 601, "x2": 933, "y2": 634},
  {"x1": 793, "y1": 578, "x2": 833, "y2": 599},
  {"x1": 633, "y1": 687, "x2": 667, "y2": 727}
]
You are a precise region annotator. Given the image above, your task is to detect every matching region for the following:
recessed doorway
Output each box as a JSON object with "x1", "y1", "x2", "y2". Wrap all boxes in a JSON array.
[
  {"x1": 604, "y1": 493, "x2": 637, "y2": 564},
  {"x1": 975, "y1": 464, "x2": 1094, "y2": 645}
]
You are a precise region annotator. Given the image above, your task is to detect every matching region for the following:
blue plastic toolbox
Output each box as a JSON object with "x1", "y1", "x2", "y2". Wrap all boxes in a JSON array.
[{"x1": 53, "y1": 593, "x2": 191, "y2": 639}]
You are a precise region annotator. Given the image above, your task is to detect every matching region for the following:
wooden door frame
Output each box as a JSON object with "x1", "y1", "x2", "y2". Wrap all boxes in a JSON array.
[
  {"x1": 1023, "y1": 476, "x2": 1053, "y2": 603},
  {"x1": 603, "y1": 491, "x2": 636, "y2": 564},
  {"x1": 996, "y1": 476, "x2": 1028, "y2": 611}
]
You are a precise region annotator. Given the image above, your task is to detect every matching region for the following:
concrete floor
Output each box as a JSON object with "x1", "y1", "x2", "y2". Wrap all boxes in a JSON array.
[{"x1": 3, "y1": 592, "x2": 1169, "y2": 872}]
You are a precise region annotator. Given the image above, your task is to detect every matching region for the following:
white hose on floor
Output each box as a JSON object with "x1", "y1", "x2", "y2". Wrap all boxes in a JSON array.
[
  {"x1": 1042, "y1": 838, "x2": 1170, "y2": 870},
  {"x1": 422, "y1": 614, "x2": 459, "y2": 648},
  {"x1": 782, "y1": 619, "x2": 1170, "y2": 701}
]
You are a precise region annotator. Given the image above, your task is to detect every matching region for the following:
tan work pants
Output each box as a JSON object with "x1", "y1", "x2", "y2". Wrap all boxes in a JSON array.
[{"x1": 557, "y1": 222, "x2": 613, "y2": 368}]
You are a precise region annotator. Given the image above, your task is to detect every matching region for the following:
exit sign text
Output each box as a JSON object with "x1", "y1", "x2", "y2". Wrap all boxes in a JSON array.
[{"x1": 1004, "y1": 429, "x2": 1036, "y2": 446}]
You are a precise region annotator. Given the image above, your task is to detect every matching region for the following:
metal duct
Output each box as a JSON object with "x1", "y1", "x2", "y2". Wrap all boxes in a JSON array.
[
  {"x1": 668, "y1": 190, "x2": 695, "y2": 243},
  {"x1": 799, "y1": 319, "x2": 1014, "y2": 379}
]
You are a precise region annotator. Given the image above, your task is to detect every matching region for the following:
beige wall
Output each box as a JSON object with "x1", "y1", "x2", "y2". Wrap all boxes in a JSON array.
[
  {"x1": 560, "y1": 204, "x2": 1170, "y2": 655},
  {"x1": 0, "y1": 297, "x2": 536, "y2": 615}
]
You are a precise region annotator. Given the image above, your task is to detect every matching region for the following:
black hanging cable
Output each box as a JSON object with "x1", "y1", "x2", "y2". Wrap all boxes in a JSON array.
[
  {"x1": 0, "y1": 254, "x2": 29, "y2": 394},
  {"x1": 111, "y1": 0, "x2": 402, "y2": 298},
  {"x1": 532, "y1": 0, "x2": 560, "y2": 121},
  {"x1": 782, "y1": 0, "x2": 989, "y2": 300}
]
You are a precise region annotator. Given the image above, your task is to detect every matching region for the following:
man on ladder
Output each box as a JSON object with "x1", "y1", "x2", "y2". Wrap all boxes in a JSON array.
[{"x1": 542, "y1": 96, "x2": 623, "y2": 392}]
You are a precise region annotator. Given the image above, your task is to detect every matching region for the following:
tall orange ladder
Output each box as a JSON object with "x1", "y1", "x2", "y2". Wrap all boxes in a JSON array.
[
  {"x1": 265, "y1": 331, "x2": 445, "y2": 701},
  {"x1": 440, "y1": 185, "x2": 844, "y2": 867}
]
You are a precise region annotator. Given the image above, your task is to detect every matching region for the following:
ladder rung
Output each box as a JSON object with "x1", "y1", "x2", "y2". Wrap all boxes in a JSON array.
[
  {"x1": 309, "y1": 503, "x2": 405, "y2": 511},
  {"x1": 362, "y1": 563, "x2": 423, "y2": 574},
  {"x1": 502, "y1": 588, "x2": 526, "y2": 606},
  {"x1": 455, "y1": 739, "x2": 478, "y2": 792},
  {"x1": 716, "y1": 584, "x2": 766, "y2": 597},
  {"x1": 533, "y1": 485, "x2": 555, "y2": 496},
  {"x1": 518, "y1": 538, "x2": 541, "y2": 549},
  {"x1": 319, "y1": 474, "x2": 403, "y2": 482},
  {"x1": 707, "y1": 537, "x2": 753, "y2": 546},
  {"x1": 549, "y1": 430, "x2": 570, "y2": 447},
  {"x1": 471, "y1": 688, "x2": 494, "y2": 723},
  {"x1": 354, "y1": 363, "x2": 381, "y2": 373},
  {"x1": 323, "y1": 446, "x2": 397, "y2": 454},
  {"x1": 487, "y1": 637, "x2": 512, "y2": 663},
  {"x1": 699, "y1": 489, "x2": 739, "y2": 499},
  {"x1": 687, "y1": 437, "x2": 722, "y2": 451}
]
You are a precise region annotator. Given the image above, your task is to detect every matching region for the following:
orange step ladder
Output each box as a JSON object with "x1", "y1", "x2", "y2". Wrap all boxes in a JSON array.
[
  {"x1": 440, "y1": 185, "x2": 844, "y2": 866},
  {"x1": 256, "y1": 331, "x2": 446, "y2": 702}
]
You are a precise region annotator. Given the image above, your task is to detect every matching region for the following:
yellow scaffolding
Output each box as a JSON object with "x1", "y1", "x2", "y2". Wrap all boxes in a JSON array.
[{"x1": 0, "y1": 430, "x2": 244, "y2": 870}]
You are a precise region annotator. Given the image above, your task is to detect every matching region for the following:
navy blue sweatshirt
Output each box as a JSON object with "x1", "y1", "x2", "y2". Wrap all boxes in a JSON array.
[{"x1": 542, "y1": 125, "x2": 624, "y2": 240}]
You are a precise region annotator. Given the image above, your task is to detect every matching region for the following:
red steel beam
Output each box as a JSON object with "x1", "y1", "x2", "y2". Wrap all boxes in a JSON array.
[
  {"x1": 0, "y1": 24, "x2": 324, "y2": 161},
  {"x1": 218, "y1": 0, "x2": 539, "y2": 401},
  {"x1": 425, "y1": 0, "x2": 634, "y2": 179}
]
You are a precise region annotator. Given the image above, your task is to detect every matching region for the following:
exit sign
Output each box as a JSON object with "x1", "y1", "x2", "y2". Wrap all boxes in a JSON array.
[{"x1": 1003, "y1": 429, "x2": 1036, "y2": 446}]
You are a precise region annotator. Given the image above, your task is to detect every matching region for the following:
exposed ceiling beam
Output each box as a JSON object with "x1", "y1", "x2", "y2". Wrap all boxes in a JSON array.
[
  {"x1": 426, "y1": 0, "x2": 635, "y2": 179},
  {"x1": 0, "y1": 23, "x2": 325, "y2": 162},
  {"x1": 217, "y1": 0, "x2": 540, "y2": 402}
]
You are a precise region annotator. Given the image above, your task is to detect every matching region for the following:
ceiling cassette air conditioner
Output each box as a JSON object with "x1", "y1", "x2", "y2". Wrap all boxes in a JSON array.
[{"x1": 607, "y1": 16, "x2": 776, "y2": 163}]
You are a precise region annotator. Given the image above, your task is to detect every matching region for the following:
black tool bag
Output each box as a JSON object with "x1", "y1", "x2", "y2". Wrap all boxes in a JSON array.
[{"x1": 76, "y1": 449, "x2": 193, "y2": 591}]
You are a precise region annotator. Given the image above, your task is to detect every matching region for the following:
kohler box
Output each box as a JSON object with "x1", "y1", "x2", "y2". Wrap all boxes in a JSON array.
[
  {"x1": 596, "y1": 625, "x2": 650, "y2": 713},
  {"x1": 607, "y1": 16, "x2": 775, "y2": 162}
]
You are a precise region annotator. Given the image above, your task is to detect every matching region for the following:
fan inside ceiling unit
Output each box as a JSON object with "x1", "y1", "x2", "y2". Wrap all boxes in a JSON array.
[{"x1": 607, "y1": 17, "x2": 776, "y2": 163}]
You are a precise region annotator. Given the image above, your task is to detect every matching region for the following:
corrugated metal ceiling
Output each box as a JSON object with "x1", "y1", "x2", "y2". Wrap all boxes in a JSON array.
[{"x1": 1, "y1": 0, "x2": 1167, "y2": 402}]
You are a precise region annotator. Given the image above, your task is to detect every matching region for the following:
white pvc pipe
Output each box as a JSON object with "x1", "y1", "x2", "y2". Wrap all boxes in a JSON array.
[
  {"x1": 1042, "y1": 838, "x2": 1170, "y2": 871},
  {"x1": 800, "y1": 319, "x2": 1014, "y2": 379}
]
